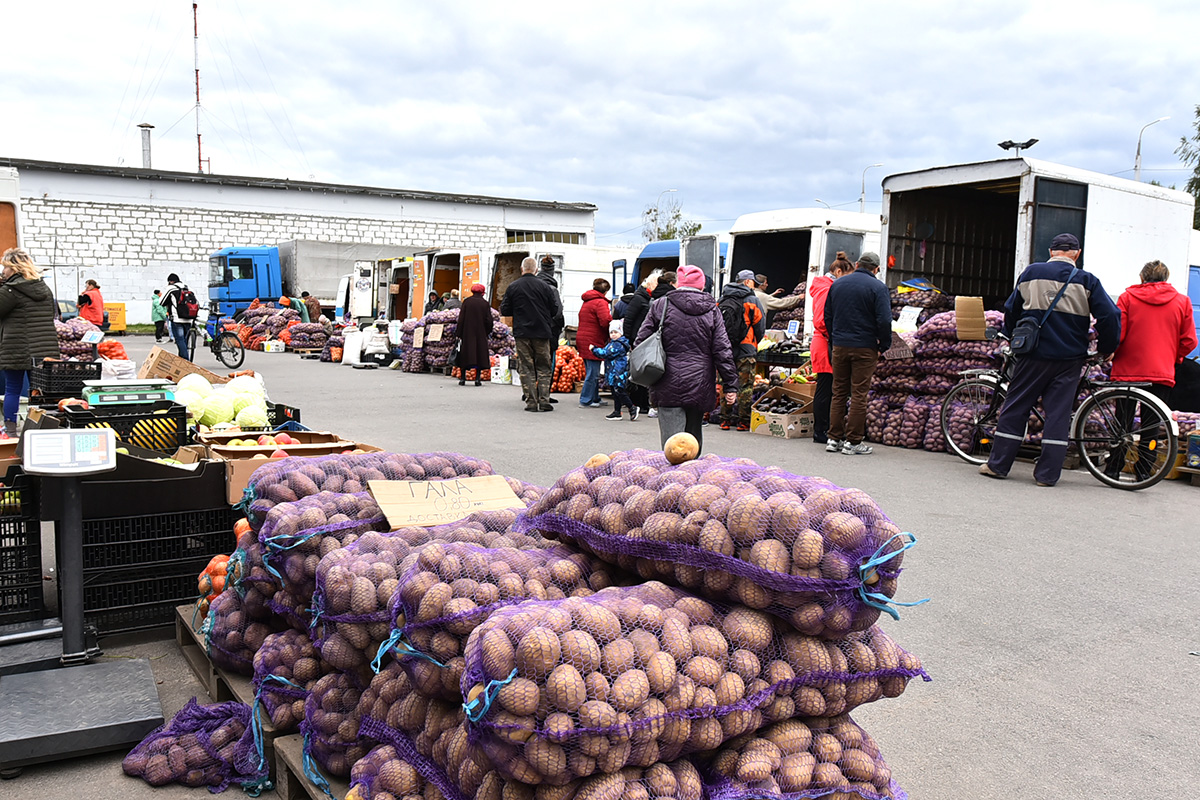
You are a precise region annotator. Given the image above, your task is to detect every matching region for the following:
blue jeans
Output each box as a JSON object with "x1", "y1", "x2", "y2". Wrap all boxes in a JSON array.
[
  {"x1": 171, "y1": 321, "x2": 192, "y2": 361},
  {"x1": 2, "y1": 369, "x2": 28, "y2": 423},
  {"x1": 580, "y1": 359, "x2": 601, "y2": 405}
]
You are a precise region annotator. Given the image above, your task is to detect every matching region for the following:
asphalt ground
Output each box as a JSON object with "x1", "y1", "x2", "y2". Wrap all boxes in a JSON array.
[{"x1": 11, "y1": 334, "x2": 1199, "y2": 800}]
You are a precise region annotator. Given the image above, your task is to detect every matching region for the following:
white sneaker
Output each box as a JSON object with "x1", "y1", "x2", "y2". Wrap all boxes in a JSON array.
[
  {"x1": 647, "y1": 409, "x2": 658, "y2": 418},
  {"x1": 825, "y1": 439, "x2": 843, "y2": 453},
  {"x1": 630, "y1": 407, "x2": 640, "y2": 422},
  {"x1": 842, "y1": 441, "x2": 873, "y2": 455}
]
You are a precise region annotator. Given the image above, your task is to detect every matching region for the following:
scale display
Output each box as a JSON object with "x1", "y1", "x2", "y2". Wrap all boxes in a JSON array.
[{"x1": 22, "y1": 429, "x2": 118, "y2": 475}]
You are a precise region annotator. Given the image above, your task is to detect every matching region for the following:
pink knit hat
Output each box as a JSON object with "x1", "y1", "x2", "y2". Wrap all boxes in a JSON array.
[{"x1": 676, "y1": 264, "x2": 706, "y2": 289}]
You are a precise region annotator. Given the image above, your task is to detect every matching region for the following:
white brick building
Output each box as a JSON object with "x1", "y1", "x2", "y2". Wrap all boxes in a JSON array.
[{"x1": 4, "y1": 158, "x2": 596, "y2": 323}]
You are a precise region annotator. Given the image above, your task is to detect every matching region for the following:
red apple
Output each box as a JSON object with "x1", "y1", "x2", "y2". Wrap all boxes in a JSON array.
[
  {"x1": 257, "y1": 435, "x2": 276, "y2": 446},
  {"x1": 270, "y1": 448, "x2": 288, "y2": 458}
]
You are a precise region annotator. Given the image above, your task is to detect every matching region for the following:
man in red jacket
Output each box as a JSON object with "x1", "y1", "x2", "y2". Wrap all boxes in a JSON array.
[{"x1": 1110, "y1": 260, "x2": 1197, "y2": 401}]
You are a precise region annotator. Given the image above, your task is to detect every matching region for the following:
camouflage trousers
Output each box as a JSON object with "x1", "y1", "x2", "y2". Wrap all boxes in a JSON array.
[{"x1": 721, "y1": 356, "x2": 757, "y2": 424}]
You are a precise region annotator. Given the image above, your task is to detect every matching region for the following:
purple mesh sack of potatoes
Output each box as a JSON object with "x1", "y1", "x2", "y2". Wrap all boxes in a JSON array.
[
  {"x1": 517, "y1": 449, "x2": 922, "y2": 636},
  {"x1": 301, "y1": 670, "x2": 372, "y2": 778},
  {"x1": 252, "y1": 628, "x2": 337, "y2": 732},
  {"x1": 122, "y1": 698, "x2": 267, "y2": 792},
  {"x1": 243, "y1": 451, "x2": 496, "y2": 527},
  {"x1": 702, "y1": 714, "x2": 908, "y2": 800},
  {"x1": 460, "y1": 582, "x2": 927, "y2": 786},
  {"x1": 310, "y1": 492, "x2": 550, "y2": 678},
  {"x1": 203, "y1": 587, "x2": 283, "y2": 675}
]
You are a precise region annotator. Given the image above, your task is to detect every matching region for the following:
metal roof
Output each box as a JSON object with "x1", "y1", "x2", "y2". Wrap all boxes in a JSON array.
[{"x1": 0, "y1": 156, "x2": 597, "y2": 212}]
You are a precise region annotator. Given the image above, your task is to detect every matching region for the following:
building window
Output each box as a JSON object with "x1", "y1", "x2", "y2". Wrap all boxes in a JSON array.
[{"x1": 506, "y1": 230, "x2": 585, "y2": 245}]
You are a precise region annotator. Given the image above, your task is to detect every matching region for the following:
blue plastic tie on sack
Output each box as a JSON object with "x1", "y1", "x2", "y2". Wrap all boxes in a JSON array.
[
  {"x1": 856, "y1": 532, "x2": 930, "y2": 620},
  {"x1": 262, "y1": 531, "x2": 319, "y2": 583},
  {"x1": 463, "y1": 668, "x2": 518, "y2": 723},
  {"x1": 252, "y1": 675, "x2": 302, "y2": 774},
  {"x1": 234, "y1": 485, "x2": 256, "y2": 516},
  {"x1": 308, "y1": 596, "x2": 323, "y2": 633},
  {"x1": 370, "y1": 628, "x2": 446, "y2": 674},
  {"x1": 301, "y1": 731, "x2": 336, "y2": 800}
]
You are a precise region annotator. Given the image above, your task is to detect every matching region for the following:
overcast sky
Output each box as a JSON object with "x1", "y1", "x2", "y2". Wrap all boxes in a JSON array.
[{"x1": 3, "y1": 1, "x2": 1198, "y2": 245}]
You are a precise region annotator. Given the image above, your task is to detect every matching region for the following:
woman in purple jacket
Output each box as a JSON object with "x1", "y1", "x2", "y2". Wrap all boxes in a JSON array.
[{"x1": 636, "y1": 265, "x2": 738, "y2": 452}]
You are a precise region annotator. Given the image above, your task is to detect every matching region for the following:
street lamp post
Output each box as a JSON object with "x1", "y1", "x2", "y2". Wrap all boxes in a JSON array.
[
  {"x1": 1135, "y1": 116, "x2": 1169, "y2": 182},
  {"x1": 655, "y1": 188, "x2": 677, "y2": 239},
  {"x1": 814, "y1": 198, "x2": 832, "y2": 209},
  {"x1": 859, "y1": 164, "x2": 883, "y2": 213}
]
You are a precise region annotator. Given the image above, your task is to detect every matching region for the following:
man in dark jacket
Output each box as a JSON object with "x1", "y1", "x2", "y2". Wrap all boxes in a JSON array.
[
  {"x1": 624, "y1": 271, "x2": 675, "y2": 416},
  {"x1": 824, "y1": 252, "x2": 891, "y2": 454},
  {"x1": 612, "y1": 283, "x2": 637, "y2": 319},
  {"x1": 981, "y1": 233, "x2": 1121, "y2": 486},
  {"x1": 501, "y1": 257, "x2": 562, "y2": 412},
  {"x1": 537, "y1": 256, "x2": 565, "y2": 404},
  {"x1": 718, "y1": 270, "x2": 766, "y2": 430}
]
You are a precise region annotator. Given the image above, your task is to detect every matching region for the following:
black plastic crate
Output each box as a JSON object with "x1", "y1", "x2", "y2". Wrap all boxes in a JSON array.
[
  {"x1": 79, "y1": 559, "x2": 208, "y2": 619},
  {"x1": 82, "y1": 507, "x2": 236, "y2": 570},
  {"x1": 62, "y1": 400, "x2": 188, "y2": 454},
  {"x1": 0, "y1": 468, "x2": 42, "y2": 624},
  {"x1": 84, "y1": 601, "x2": 181, "y2": 635},
  {"x1": 268, "y1": 403, "x2": 301, "y2": 427},
  {"x1": 29, "y1": 359, "x2": 103, "y2": 403}
]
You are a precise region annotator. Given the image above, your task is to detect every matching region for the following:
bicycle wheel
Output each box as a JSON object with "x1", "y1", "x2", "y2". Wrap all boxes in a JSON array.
[
  {"x1": 940, "y1": 378, "x2": 1005, "y2": 465},
  {"x1": 215, "y1": 332, "x2": 245, "y2": 369},
  {"x1": 186, "y1": 325, "x2": 198, "y2": 362},
  {"x1": 1073, "y1": 386, "x2": 1177, "y2": 490}
]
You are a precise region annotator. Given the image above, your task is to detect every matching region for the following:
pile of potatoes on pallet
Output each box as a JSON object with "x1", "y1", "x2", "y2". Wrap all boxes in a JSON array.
[{"x1": 127, "y1": 442, "x2": 926, "y2": 800}]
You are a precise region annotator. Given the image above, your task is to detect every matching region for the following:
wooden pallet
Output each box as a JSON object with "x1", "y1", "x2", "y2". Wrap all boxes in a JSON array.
[
  {"x1": 174, "y1": 604, "x2": 281, "y2": 778},
  {"x1": 288, "y1": 347, "x2": 323, "y2": 354},
  {"x1": 274, "y1": 733, "x2": 349, "y2": 800}
]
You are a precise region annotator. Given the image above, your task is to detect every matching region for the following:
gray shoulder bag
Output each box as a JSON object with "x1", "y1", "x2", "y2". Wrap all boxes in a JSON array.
[{"x1": 629, "y1": 298, "x2": 669, "y2": 387}]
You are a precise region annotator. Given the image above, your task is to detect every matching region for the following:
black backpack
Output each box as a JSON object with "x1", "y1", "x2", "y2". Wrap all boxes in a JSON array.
[
  {"x1": 719, "y1": 294, "x2": 749, "y2": 347},
  {"x1": 176, "y1": 285, "x2": 200, "y2": 320}
]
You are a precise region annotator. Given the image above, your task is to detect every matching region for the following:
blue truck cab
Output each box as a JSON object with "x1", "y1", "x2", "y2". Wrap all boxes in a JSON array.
[{"x1": 209, "y1": 246, "x2": 283, "y2": 319}]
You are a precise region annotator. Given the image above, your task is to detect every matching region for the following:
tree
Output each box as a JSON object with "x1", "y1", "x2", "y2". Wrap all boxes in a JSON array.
[
  {"x1": 641, "y1": 196, "x2": 702, "y2": 241},
  {"x1": 1175, "y1": 104, "x2": 1200, "y2": 228}
]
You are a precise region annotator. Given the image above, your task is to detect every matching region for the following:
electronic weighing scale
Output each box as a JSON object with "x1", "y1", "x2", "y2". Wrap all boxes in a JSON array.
[
  {"x1": 81, "y1": 379, "x2": 176, "y2": 406},
  {"x1": 0, "y1": 429, "x2": 164, "y2": 777}
]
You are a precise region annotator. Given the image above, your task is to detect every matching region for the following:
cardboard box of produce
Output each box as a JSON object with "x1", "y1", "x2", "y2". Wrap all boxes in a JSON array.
[
  {"x1": 138, "y1": 346, "x2": 231, "y2": 384},
  {"x1": 213, "y1": 443, "x2": 382, "y2": 505},
  {"x1": 750, "y1": 384, "x2": 815, "y2": 439},
  {"x1": 955, "y1": 296, "x2": 987, "y2": 341},
  {"x1": 196, "y1": 430, "x2": 344, "y2": 450}
]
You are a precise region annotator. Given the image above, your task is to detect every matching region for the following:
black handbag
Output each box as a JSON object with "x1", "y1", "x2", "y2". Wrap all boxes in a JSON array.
[{"x1": 1010, "y1": 266, "x2": 1077, "y2": 355}]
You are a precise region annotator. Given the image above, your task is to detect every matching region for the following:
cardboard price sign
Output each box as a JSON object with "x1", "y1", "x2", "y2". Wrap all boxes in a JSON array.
[
  {"x1": 369, "y1": 475, "x2": 524, "y2": 528},
  {"x1": 883, "y1": 331, "x2": 914, "y2": 360},
  {"x1": 427, "y1": 323, "x2": 444, "y2": 342},
  {"x1": 413, "y1": 327, "x2": 424, "y2": 349}
]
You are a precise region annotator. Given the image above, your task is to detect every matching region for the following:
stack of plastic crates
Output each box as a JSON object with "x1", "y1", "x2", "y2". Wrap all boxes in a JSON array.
[{"x1": 0, "y1": 467, "x2": 43, "y2": 624}]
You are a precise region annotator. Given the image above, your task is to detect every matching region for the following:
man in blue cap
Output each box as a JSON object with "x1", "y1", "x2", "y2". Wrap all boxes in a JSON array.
[{"x1": 980, "y1": 233, "x2": 1121, "y2": 486}]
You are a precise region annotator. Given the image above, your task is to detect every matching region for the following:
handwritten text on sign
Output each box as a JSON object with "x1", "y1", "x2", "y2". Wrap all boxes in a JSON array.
[{"x1": 369, "y1": 475, "x2": 524, "y2": 528}]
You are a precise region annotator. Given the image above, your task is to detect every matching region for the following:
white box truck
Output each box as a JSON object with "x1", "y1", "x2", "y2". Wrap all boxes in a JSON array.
[
  {"x1": 880, "y1": 157, "x2": 1196, "y2": 307},
  {"x1": 726, "y1": 209, "x2": 881, "y2": 335}
]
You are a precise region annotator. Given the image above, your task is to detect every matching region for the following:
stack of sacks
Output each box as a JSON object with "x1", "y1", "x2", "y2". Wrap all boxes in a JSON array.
[{"x1": 55, "y1": 316, "x2": 102, "y2": 358}]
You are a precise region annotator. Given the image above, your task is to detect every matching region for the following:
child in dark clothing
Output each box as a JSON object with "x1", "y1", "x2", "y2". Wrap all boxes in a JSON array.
[{"x1": 589, "y1": 321, "x2": 637, "y2": 421}]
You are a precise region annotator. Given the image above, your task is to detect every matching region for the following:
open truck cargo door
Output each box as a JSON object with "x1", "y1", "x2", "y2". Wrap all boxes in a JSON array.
[{"x1": 681, "y1": 234, "x2": 720, "y2": 294}]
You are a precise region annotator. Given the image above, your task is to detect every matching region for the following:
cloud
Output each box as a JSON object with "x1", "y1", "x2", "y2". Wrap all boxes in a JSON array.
[{"x1": 2, "y1": 0, "x2": 1197, "y2": 241}]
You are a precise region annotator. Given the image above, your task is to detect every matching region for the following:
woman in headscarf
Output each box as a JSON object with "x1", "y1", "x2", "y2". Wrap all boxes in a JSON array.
[{"x1": 455, "y1": 283, "x2": 493, "y2": 386}]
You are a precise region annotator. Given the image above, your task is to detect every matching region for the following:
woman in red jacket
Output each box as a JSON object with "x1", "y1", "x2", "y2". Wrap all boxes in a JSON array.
[
  {"x1": 1110, "y1": 260, "x2": 1197, "y2": 401},
  {"x1": 1107, "y1": 260, "x2": 1197, "y2": 479},
  {"x1": 78, "y1": 279, "x2": 105, "y2": 327},
  {"x1": 576, "y1": 278, "x2": 613, "y2": 407},
  {"x1": 807, "y1": 252, "x2": 853, "y2": 443}
]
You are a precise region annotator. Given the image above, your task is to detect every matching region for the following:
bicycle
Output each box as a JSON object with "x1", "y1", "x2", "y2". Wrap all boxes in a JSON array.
[
  {"x1": 939, "y1": 331, "x2": 1178, "y2": 490},
  {"x1": 187, "y1": 310, "x2": 246, "y2": 369}
]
